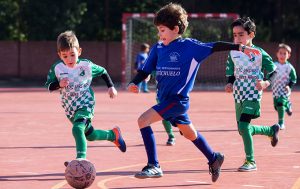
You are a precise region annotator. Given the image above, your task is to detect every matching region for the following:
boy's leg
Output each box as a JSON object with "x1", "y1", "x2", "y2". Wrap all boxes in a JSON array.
[
  {"x1": 71, "y1": 110, "x2": 94, "y2": 159},
  {"x1": 235, "y1": 101, "x2": 257, "y2": 171},
  {"x1": 286, "y1": 100, "x2": 292, "y2": 116},
  {"x1": 72, "y1": 119, "x2": 88, "y2": 159},
  {"x1": 156, "y1": 97, "x2": 175, "y2": 145},
  {"x1": 85, "y1": 124, "x2": 114, "y2": 141},
  {"x1": 178, "y1": 123, "x2": 224, "y2": 182},
  {"x1": 274, "y1": 97, "x2": 286, "y2": 129},
  {"x1": 135, "y1": 108, "x2": 163, "y2": 178},
  {"x1": 141, "y1": 81, "x2": 149, "y2": 92}
]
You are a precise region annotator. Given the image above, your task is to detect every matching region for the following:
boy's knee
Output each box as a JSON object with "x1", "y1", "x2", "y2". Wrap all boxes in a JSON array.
[
  {"x1": 137, "y1": 115, "x2": 149, "y2": 128},
  {"x1": 72, "y1": 124, "x2": 85, "y2": 136},
  {"x1": 181, "y1": 129, "x2": 197, "y2": 141}
]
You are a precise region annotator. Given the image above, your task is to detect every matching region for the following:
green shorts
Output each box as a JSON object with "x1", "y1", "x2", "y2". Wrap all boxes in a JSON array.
[
  {"x1": 273, "y1": 97, "x2": 289, "y2": 110},
  {"x1": 69, "y1": 108, "x2": 94, "y2": 124},
  {"x1": 235, "y1": 100, "x2": 261, "y2": 121}
]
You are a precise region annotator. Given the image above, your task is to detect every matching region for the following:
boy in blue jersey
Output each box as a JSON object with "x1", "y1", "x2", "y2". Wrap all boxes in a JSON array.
[
  {"x1": 134, "y1": 43, "x2": 150, "y2": 93},
  {"x1": 127, "y1": 3, "x2": 260, "y2": 182}
]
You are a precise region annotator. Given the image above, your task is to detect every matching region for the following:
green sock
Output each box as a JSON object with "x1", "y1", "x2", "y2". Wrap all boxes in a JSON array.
[
  {"x1": 277, "y1": 106, "x2": 285, "y2": 125},
  {"x1": 238, "y1": 121, "x2": 255, "y2": 162},
  {"x1": 72, "y1": 122, "x2": 87, "y2": 159},
  {"x1": 86, "y1": 127, "x2": 115, "y2": 141},
  {"x1": 163, "y1": 120, "x2": 174, "y2": 138},
  {"x1": 251, "y1": 124, "x2": 273, "y2": 136}
]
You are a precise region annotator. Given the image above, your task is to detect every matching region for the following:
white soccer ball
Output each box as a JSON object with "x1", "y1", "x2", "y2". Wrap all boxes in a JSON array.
[{"x1": 65, "y1": 159, "x2": 96, "y2": 189}]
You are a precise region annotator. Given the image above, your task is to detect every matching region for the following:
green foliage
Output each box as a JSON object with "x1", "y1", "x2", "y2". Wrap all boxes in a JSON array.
[{"x1": 0, "y1": 0, "x2": 299, "y2": 41}]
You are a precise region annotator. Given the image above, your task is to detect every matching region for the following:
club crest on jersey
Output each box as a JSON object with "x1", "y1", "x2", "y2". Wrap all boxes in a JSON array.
[
  {"x1": 79, "y1": 67, "x2": 85, "y2": 76},
  {"x1": 249, "y1": 54, "x2": 255, "y2": 62},
  {"x1": 169, "y1": 52, "x2": 180, "y2": 62}
]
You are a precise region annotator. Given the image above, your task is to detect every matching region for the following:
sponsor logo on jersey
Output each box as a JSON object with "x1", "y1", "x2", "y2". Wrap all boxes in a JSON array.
[
  {"x1": 79, "y1": 67, "x2": 85, "y2": 76},
  {"x1": 169, "y1": 52, "x2": 180, "y2": 62}
]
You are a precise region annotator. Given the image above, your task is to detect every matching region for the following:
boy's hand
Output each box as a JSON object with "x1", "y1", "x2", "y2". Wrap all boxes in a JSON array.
[
  {"x1": 108, "y1": 87, "x2": 117, "y2": 98},
  {"x1": 241, "y1": 45, "x2": 261, "y2": 59},
  {"x1": 256, "y1": 80, "x2": 270, "y2": 91},
  {"x1": 59, "y1": 78, "x2": 69, "y2": 88},
  {"x1": 127, "y1": 83, "x2": 139, "y2": 93},
  {"x1": 225, "y1": 83, "x2": 233, "y2": 93}
]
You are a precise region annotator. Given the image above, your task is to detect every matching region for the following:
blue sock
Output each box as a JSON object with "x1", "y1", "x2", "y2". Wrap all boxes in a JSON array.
[
  {"x1": 140, "y1": 126, "x2": 159, "y2": 167},
  {"x1": 192, "y1": 131, "x2": 216, "y2": 164}
]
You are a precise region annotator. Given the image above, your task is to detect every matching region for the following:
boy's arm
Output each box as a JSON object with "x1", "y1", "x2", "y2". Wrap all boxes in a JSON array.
[
  {"x1": 256, "y1": 49, "x2": 276, "y2": 90},
  {"x1": 45, "y1": 65, "x2": 60, "y2": 92},
  {"x1": 91, "y1": 62, "x2": 114, "y2": 88},
  {"x1": 129, "y1": 70, "x2": 150, "y2": 85},
  {"x1": 101, "y1": 72, "x2": 114, "y2": 88},
  {"x1": 211, "y1": 41, "x2": 261, "y2": 58},
  {"x1": 225, "y1": 53, "x2": 235, "y2": 93},
  {"x1": 48, "y1": 81, "x2": 60, "y2": 91},
  {"x1": 288, "y1": 65, "x2": 297, "y2": 89}
]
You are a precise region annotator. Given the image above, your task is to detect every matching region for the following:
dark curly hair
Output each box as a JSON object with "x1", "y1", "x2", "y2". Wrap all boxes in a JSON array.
[
  {"x1": 231, "y1": 17, "x2": 256, "y2": 35},
  {"x1": 154, "y1": 3, "x2": 188, "y2": 34}
]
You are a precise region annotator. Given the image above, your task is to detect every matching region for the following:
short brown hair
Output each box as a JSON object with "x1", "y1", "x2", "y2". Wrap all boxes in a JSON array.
[
  {"x1": 278, "y1": 43, "x2": 291, "y2": 54},
  {"x1": 154, "y1": 3, "x2": 188, "y2": 34},
  {"x1": 141, "y1": 43, "x2": 150, "y2": 51},
  {"x1": 57, "y1": 30, "x2": 80, "y2": 52}
]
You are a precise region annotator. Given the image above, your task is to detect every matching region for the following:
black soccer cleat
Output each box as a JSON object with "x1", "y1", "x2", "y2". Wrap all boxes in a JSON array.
[
  {"x1": 271, "y1": 124, "x2": 280, "y2": 147},
  {"x1": 209, "y1": 152, "x2": 224, "y2": 182}
]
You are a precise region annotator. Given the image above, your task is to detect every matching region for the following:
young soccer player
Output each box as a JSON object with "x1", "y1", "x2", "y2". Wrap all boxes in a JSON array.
[
  {"x1": 134, "y1": 43, "x2": 151, "y2": 93},
  {"x1": 271, "y1": 43, "x2": 297, "y2": 130},
  {"x1": 45, "y1": 31, "x2": 126, "y2": 164},
  {"x1": 225, "y1": 17, "x2": 280, "y2": 172},
  {"x1": 127, "y1": 3, "x2": 261, "y2": 182}
]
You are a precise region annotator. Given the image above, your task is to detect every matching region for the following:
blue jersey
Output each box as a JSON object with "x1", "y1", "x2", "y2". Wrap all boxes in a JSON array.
[
  {"x1": 135, "y1": 52, "x2": 148, "y2": 70},
  {"x1": 140, "y1": 38, "x2": 214, "y2": 102}
]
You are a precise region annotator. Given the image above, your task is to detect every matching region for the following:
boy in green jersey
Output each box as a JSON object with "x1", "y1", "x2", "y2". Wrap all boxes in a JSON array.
[
  {"x1": 271, "y1": 43, "x2": 297, "y2": 130},
  {"x1": 45, "y1": 31, "x2": 126, "y2": 163},
  {"x1": 225, "y1": 17, "x2": 280, "y2": 172}
]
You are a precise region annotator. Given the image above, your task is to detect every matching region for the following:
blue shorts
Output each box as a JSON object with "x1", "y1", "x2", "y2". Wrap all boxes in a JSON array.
[{"x1": 152, "y1": 95, "x2": 190, "y2": 126}]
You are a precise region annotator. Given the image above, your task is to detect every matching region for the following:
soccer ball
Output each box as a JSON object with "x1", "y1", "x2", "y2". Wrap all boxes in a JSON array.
[{"x1": 65, "y1": 159, "x2": 96, "y2": 189}]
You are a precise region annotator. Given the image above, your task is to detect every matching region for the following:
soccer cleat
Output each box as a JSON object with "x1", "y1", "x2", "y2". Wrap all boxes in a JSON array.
[
  {"x1": 271, "y1": 124, "x2": 280, "y2": 147},
  {"x1": 208, "y1": 152, "x2": 224, "y2": 182},
  {"x1": 112, "y1": 126, "x2": 127, "y2": 152},
  {"x1": 166, "y1": 137, "x2": 175, "y2": 146},
  {"x1": 134, "y1": 164, "x2": 163, "y2": 179},
  {"x1": 64, "y1": 161, "x2": 69, "y2": 167},
  {"x1": 279, "y1": 123, "x2": 285, "y2": 130},
  {"x1": 286, "y1": 102, "x2": 293, "y2": 116},
  {"x1": 238, "y1": 161, "x2": 257, "y2": 172}
]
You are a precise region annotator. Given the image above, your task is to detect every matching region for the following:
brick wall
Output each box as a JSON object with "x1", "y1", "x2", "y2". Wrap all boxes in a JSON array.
[{"x1": 0, "y1": 41, "x2": 299, "y2": 85}]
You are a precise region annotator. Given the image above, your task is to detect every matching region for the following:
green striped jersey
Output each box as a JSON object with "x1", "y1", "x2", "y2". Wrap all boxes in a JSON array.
[
  {"x1": 45, "y1": 59, "x2": 106, "y2": 119},
  {"x1": 226, "y1": 45, "x2": 276, "y2": 103}
]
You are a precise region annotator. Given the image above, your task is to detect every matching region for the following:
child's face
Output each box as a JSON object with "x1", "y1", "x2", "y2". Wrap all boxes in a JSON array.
[
  {"x1": 233, "y1": 26, "x2": 254, "y2": 46},
  {"x1": 276, "y1": 48, "x2": 290, "y2": 64},
  {"x1": 156, "y1": 25, "x2": 180, "y2": 46},
  {"x1": 58, "y1": 47, "x2": 82, "y2": 68}
]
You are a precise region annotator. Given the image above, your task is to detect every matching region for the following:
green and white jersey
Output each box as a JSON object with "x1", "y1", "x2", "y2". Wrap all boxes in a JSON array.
[
  {"x1": 271, "y1": 61, "x2": 297, "y2": 98},
  {"x1": 45, "y1": 58, "x2": 107, "y2": 119},
  {"x1": 226, "y1": 45, "x2": 276, "y2": 103}
]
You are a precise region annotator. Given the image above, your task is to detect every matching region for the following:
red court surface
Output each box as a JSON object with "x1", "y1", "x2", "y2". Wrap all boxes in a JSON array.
[{"x1": 1, "y1": 88, "x2": 300, "y2": 189}]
